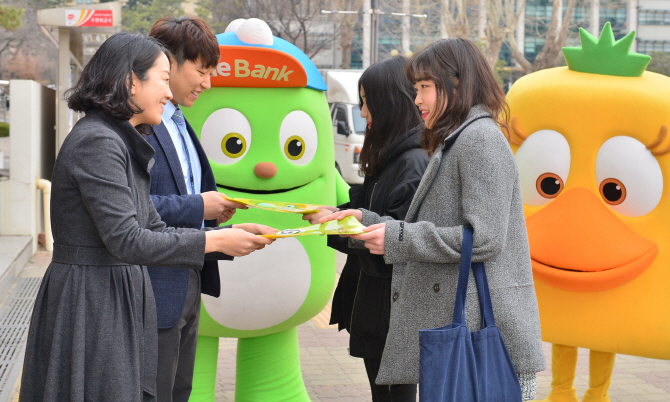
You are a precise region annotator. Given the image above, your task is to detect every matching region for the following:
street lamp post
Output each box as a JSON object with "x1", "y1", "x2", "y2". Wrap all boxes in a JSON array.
[{"x1": 370, "y1": 0, "x2": 379, "y2": 65}]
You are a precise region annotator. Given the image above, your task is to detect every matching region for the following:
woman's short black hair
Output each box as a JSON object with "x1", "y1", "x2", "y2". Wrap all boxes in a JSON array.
[
  {"x1": 66, "y1": 33, "x2": 170, "y2": 121},
  {"x1": 358, "y1": 56, "x2": 423, "y2": 177}
]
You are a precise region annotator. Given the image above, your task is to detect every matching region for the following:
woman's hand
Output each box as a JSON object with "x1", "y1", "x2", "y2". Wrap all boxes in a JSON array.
[
  {"x1": 350, "y1": 223, "x2": 386, "y2": 255},
  {"x1": 318, "y1": 209, "x2": 363, "y2": 224},
  {"x1": 302, "y1": 206, "x2": 339, "y2": 224},
  {"x1": 232, "y1": 223, "x2": 278, "y2": 236},
  {"x1": 205, "y1": 227, "x2": 275, "y2": 257}
]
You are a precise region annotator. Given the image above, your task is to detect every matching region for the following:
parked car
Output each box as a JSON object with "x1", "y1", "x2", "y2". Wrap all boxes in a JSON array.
[{"x1": 322, "y1": 69, "x2": 365, "y2": 185}]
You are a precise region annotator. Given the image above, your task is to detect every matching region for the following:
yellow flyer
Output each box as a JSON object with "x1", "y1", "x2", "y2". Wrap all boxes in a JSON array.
[
  {"x1": 261, "y1": 216, "x2": 366, "y2": 238},
  {"x1": 221, "y1": 196, "x2": 321, "y2": 214}
]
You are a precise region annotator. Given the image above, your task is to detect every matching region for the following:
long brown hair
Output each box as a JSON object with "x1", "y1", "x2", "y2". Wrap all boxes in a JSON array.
[
  {"x1": 406, "y1": 38, "x2": 509, "y2": 155},
  {"x1": 359, "y1": 56, "x2": 423, "y2": 177}
]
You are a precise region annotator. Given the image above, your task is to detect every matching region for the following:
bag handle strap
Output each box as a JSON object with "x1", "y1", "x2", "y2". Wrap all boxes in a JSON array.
[
  {"x1": 452, "y1": 226, "x2": 474, "y2": 325},
  {"x1": 452, "y1": 226, "x2": 497, "y2": 328},
  {"x1": 441, "y1": 115, "x2": 490, "y2": 154},
  {"x1": 473, "y1": 262, "x2": 496, "y2": 327}
]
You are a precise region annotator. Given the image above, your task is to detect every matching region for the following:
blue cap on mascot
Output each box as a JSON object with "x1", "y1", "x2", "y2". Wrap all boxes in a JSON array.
[{"x1": 211, "y1": 18, "x2": 327, "y2": 92}]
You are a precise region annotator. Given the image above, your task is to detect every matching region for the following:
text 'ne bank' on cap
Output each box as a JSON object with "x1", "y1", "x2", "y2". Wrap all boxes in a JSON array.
[{"x1": 212, "y1": 18, "x2": 327, "y2": 91}]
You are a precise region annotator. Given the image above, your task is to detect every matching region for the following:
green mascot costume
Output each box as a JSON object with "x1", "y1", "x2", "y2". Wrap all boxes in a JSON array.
[{"x1": 182, "y1": 18, "x2": 350, "y2": 402}]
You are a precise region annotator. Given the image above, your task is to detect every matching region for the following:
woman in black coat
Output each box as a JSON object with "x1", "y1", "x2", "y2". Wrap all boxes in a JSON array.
[
  {"x1": 19, "y1": 34, "x2": 275, "y2": 402},
  {"x1": 305, "y1": 56, "x2": 429, "y2": 402}
]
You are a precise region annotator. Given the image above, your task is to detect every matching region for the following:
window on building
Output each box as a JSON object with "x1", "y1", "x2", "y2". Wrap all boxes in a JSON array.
[
  {"x1": 522, "y1": 0, "x2": 627, "y2": 63},
  {"x1": 639, "y1": 10, "x2": 670, "y2": 26},
  {"x1": 637, "y1": 41, "x2": 670, "y2": 54}
]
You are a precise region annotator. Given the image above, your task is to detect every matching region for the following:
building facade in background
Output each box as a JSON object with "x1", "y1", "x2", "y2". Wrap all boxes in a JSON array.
[
  {"x1": 515, "y1": 0, "x2": 630, "y2": 64},
  {"x1": 66, "y1": 0, "x2": 670, "y2": 70},
  {"x1": 637, "y1": 0, "x2": 670, "y2": 54}
]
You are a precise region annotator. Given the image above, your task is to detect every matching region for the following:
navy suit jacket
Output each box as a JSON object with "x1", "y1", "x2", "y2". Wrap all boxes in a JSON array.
[{"x1": 147, "y1": 118, "x2": 228, "y2": 329}]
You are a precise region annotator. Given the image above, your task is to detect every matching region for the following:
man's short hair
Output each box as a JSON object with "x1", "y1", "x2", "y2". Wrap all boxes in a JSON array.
[{"x1": 149, "y1": 16, "x2": 219, "y2": 69}]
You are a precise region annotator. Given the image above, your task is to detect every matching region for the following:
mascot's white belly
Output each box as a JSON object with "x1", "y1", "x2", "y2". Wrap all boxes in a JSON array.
[{"x1": 202, "y1": 237, "x2": 311, "y2": 331}]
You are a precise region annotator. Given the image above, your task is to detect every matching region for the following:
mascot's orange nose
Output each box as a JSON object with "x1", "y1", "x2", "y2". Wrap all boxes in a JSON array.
[
  {"x1": 527, "y1": 187, "x2": 657, "y2": 292},
  {"x1": 254, "y1": 162, "x2": 277, "y2": 178}
]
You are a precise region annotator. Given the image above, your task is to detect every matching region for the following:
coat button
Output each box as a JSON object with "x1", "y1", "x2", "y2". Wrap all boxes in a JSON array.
[
  {"x1": 433, "y1": 283, "x2": 440, "y2": 292},
  {"x1": 392, "y1": 292, "x2": 399, "y2": 302}
]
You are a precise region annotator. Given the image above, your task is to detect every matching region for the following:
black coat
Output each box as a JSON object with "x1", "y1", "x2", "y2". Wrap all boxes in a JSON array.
[
  {"x1": 328, "y1": 185, "x2": 361, "y2": 333},
  {"x1": 329, "y1": 126, "x2": 429, "y2": 359},
  {"x1": 20, "y1": 110, "x2": 210, "y2": 401}
]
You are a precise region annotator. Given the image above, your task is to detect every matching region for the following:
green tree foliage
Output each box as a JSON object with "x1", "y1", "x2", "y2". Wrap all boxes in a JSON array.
[
  {"x1": 122, "y1": 0, "x2": 183, "y2": 36},
  {"x1": 647, "y1": 52, "x2": 670, "y2": 77},
  {"x1": 0, "y1": 5, "x2": 24, "y2": 31}
]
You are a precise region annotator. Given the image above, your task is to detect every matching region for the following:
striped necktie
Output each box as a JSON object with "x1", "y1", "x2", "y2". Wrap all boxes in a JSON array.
[{"x1": 171, "y1": 107, "x2": 196, "y2": 194}]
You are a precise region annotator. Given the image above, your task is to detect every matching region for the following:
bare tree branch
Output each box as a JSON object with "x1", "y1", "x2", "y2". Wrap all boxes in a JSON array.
[
  {"x1": 509, "y1": 0, "x2": 578, "y2": 73},
  {"x1": 331, "y1": 0, "x2": 364, "y2": 68},
  {"x1": 198, "y1": 0, "x2": 334, "y2": 60}
]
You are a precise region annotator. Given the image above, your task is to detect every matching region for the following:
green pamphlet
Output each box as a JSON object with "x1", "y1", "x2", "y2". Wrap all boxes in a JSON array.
[
  {"x1": 261, "y1": 216, "x2": 366, "y2": 238},
  {"x1": 221, "y1": 196, "x2": 321, "y2": 214}
]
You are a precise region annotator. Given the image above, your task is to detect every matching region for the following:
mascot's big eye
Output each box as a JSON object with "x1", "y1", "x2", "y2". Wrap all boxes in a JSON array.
[
  {"x1": 279, "y1": 111, "x2": 318, "y2": 165},
  {"x1": 595, "y1": 136, "x2": 663, "y2": 216},
  {"x1": 599, "y1": 178, "x2": 626, "y2": 205},
  {"x1": 536, "y1": 173, "x2": 564, "y2": 199},
  {"x1": 514, "y1": 130, "x2": 571, "y2": 206},
  {"x1": 222, "y1": 133, "x2": 247, "y2": 158},
  {"x1": 284, "y1": 135, "x2": 305, "y2": 160},
  {"x1": 200, "y1": 108, "x2": 252, "y2": 165}
]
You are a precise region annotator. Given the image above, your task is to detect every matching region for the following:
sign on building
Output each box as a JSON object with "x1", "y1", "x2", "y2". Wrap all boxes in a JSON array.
[{"x1": 65, "y1": 9, "x2": 113, "y2": 27}]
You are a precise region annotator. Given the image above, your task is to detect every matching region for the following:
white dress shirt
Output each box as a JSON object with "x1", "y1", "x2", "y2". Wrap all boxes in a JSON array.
[{"x1": 161, "y1": 101, "x2": 202, "y2": 195}]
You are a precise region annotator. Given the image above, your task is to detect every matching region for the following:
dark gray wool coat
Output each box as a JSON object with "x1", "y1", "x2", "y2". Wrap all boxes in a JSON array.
[
  {"x1": 19, "y1": 110, "x2": 211, "y2": 402},
  {"x1": 356, "y1": 105, "x2": 545, "y2": 385}
]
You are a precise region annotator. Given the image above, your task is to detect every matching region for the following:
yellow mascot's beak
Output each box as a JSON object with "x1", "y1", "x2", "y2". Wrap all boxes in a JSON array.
[{"x1": 527, "y1": 187, "x2": 657, "y2": 292}]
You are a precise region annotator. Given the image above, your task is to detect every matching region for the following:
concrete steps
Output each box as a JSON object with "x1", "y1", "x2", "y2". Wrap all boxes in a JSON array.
[{"x1": 0, "y1": 237, "x2": 32, "y2": 302}]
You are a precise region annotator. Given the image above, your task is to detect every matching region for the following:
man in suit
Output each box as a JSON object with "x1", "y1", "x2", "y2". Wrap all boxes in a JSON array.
[{"x1": 146, "y1": 16, "x2": 259, "y2": 402}]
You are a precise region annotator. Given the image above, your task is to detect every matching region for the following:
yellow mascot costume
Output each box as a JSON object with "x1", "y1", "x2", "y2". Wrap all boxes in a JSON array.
[{"x1": 507, "y1": 22, "x2": 670, "y2": 402}]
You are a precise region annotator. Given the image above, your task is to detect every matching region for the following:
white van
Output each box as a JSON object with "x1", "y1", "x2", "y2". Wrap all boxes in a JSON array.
[{"x1": 323, "y1": 70, "x2": 366, "y2": 185}]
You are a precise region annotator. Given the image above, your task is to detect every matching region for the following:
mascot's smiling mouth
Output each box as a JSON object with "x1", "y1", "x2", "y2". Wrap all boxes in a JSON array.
[{"x1": 217, "y1": 182, "x2": 309, "y2": 195}]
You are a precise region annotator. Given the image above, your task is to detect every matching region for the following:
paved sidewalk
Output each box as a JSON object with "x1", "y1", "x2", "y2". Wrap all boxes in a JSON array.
[
  {"x1": 214, "y1": 322, "x2": 670, "y2": 402},
  {"x1": 12, "y1": 251, "x2": 670, "y2": 401},
  {"x1": 214, "y1": 251, "x2": 670, "y2": 401}
]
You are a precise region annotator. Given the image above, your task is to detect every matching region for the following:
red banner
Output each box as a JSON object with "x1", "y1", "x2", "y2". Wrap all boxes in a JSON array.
[{"x1": 65, "y1": 10, "x2": 113, "y2": 27}]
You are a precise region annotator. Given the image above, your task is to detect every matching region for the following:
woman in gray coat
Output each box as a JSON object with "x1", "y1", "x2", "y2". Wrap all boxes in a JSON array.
[
  {"x1": 19, "y1": 34, "x2": 274, "y2": 402},
  {"x1": 322, "y1": 39, "x2": 545, "y2": 400}
]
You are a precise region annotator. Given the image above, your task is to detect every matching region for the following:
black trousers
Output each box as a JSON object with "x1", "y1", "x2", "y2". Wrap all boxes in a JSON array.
[
  {"x1": 156, "y1": 269, "x2": 201, "y2": 402},
  {"x1": 364, "y1": 358, "x2": 417, "y2": 402}
]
